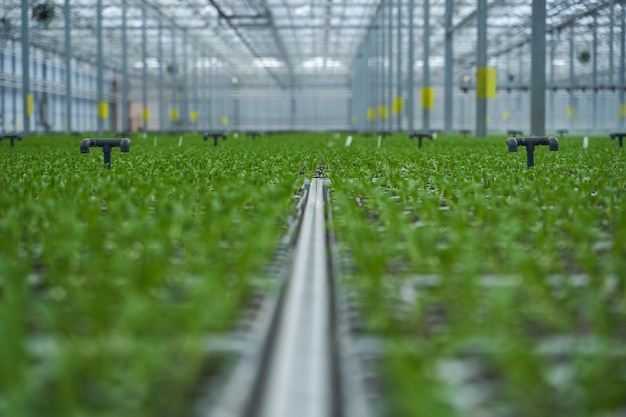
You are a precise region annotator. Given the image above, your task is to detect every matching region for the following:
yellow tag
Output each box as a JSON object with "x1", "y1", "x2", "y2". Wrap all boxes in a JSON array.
[
  {"x1": 221, "y1": 116, "x2": 229, "y2": 126},
  {"x1": 26, "y1": 94, "x2": 34, "y2": 116},
  {"x1": 190, "y1": 111, "x2": 199, "y2": 123},
  {"x1": 421, "y1": 87, "x2": 434, "y2": 109},
  {"x1": 503, "y1": 110, "x2": 510, "y2": 121},
  {"x1": 367, "y1": 108, "x2": 376, "y2": 121},
  {"x1": 351, "y1": 115, "x2": 358, "y2": 124},
  {"x1": 378, "y1": 105, "x2": 388, "y2": 120},
  {"x1": 392, "y1": 97, "x2": 404, "y2": 114},
  {"x1": 486, "y1": 115, "x2": 491, "y2": 124},
  {"x1": 142, "y1": 108, "x2": 150, "y2": 122},
  {"x1": 567, "y1": 106, "x2": 574, "y2": 119},
  {"x1": 98, "y1": 101, "x2": 109, "y2": 119},
  {"x1": 621, "y1": 103, "x2": 626, "y2": 118},
  {"x1": 170, "y1": 108, "x2": 179, "y2": 121},
  {"x1": 476, "y1": 67, "x2": 497, "y2": 99}
]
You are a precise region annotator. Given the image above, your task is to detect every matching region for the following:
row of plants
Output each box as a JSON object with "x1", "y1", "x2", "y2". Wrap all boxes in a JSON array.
[
  {"x1": 0, "y1": 133, "x2": 326, "y2": 417},
  {"x1": 1, "y1": 132, "x2": 623, "y2": 416},
  {"x1": 329, "y1": 134, "x2": 626, "y2": 416}
]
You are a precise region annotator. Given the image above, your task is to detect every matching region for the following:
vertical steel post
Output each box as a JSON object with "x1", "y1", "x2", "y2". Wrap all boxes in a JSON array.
[
  {"x1": 142, "y1": 6, "x2": 148, "y2": 133},
  {"x1": 64, "y1": 0, "x2": 72, "y2": 133},
  {"x1": 619, "y1": 2, "x2": 626, "y2": 129},
  {"x1": 171, "y1": 27, "x2": 177, "y2": 130},
  {"x1": 387, "y1": 0, "x2": 393, "y2": 131},
  {"x1": 549, "y1": 32, "x2": 556, "y2": 132},
  {"x1": 378, "y1": 9, "x2": 387, "y2": 130},
  {"x1": 407, "y1": 0, "x2": 415, "y2": 132},
  {"x1": 396, "y1": 0, "x2": 402, "y2": 131},
  {"x1": 444, "y1": 0, "x2": 454, "y2": 135},
  {"x1": 192, "y1": 49, "x2": 198, "y2": 131},
  {"x1": 569, "y1": 25, "x2": 575, "y2": 131},
  {"x1": 96, "y1": 0, "x2": 104, "y2": 134},
  {"x1": 182, "y1": 31, "x2": 189, "y2": 131},
  {"x1": 21, "y1": 0, "x2": 30, "y2": 133},
  {"x1": 122, "y1": 0, "x2": 128, "y2": 132},
  {"x1": 423, "y1": 0, "x2": 431, "y2": 132},
  {"x1": 592, "y1": 13, "x2": 598, "y2": 132},
  {"x1": 530, "y1": 0, "x2": 546, "y2": 136},
  {"x1": 475, "y1": 0, "x2": 488, "y2": 137},
  {"x1": 609, "y1": 0, "x2": 615, "y2": 86},
  {"x1": 158, "y1": 22, "x2": 164, "y2": 131}
]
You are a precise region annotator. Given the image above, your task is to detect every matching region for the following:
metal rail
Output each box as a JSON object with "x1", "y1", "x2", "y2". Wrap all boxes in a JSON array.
[{"x1": 255, "y1": 178, "x2": 335, "y2": 417}]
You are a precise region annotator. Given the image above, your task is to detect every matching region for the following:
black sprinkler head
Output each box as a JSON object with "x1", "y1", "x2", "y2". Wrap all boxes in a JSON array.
[
  {"x1": 409, "y1": 131, "x2": 433, "y2": 148},
  {"x1": 203, "y1": 132, "x2": 227, "y2": 146},
  {"x1": 507, "y1": 130, "x2": 524, "y2": 137},
  {"x1": 1, "y1": 133, "x2": 23, "y2": 148},
  {"x1": 609, "y1": 132, "x2": 626, "y2": 148},
  {"x1": 80, "y1": 138, "x2": 131, "y2": 169},
  {"x1": 507, "y1": 136, "x2": 558, "y2": 168}
]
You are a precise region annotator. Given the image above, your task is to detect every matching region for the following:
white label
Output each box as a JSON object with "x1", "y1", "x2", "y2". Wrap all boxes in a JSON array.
[
  {"x1": 178, "y1": 136, "x2": 183, "y2": 147},
  {"x1": 377, "y1": 135, "x2": 382, "y2": 148},
  {"x1": 583, "y1": 136, "x2": 588, "y2": 149},
  {"x1": 345, "y1": 135, "x2": 353, "y2": 147}
]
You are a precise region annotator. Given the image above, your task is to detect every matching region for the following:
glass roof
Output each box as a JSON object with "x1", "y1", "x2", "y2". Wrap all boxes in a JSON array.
[{"x1": 1, "y1": 0, "x2": 621, "y2": 87}]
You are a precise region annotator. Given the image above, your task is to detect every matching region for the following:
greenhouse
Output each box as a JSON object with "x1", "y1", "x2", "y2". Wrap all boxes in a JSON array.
[{"x1": 1, "y1": 1, "x2": 625, "y2": 416}]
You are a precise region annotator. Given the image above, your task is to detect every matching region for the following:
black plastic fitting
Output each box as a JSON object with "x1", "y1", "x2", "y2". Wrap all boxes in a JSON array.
[
  {"x1": 80, "y1": 138, "x2": 131, "y2": 169},
  {"x1": 1, "y1": 134, "x2": 23, "y2": 148},
  {"x1": 506, "y1": 136, "x2": 558, "y2": 168},
  {"x1": 377, "y1": 130, "x2": 392, "y2": 139},
  {"x1": 507, "y1": 130, "x2": 524, "y2": 137},
  {"x1": 409, "y1": 131, "x2": 433, "y2": 148},
  {"x1": 609, "y1": 132, "x2": 626, "y2": 148},
  {"x1": 556, "y1": 129, "x2": 569, "y2": 137},
  {"x1": 203, "y1": 131, "x2": 227, "y2": 146},
  {"x1": 246, "y1": 131, "x2": 261, "y2": 139},
  {"x1": 459, "y1": 129, "x2": 472, "y2": 137}
]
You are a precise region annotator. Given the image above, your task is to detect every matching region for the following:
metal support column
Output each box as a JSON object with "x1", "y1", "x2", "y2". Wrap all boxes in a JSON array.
[
  {"x1": 530, "y1": 0, "x2": 546, "y2": 136},
  {"x1": 396, "y1": 0, "x2": 402, "y2": 131},
  {"x1": 64, "y1": 0, "x2": 72, "y2": 133},
  {"x1": 192, "y1": 49, "x2": 198, "y2": 131},
  {"x1": 142, "y1": 6, "x2": 148, "y2": 132},
  {"x1": 549, "y1": 32, "x2": 556, "y2": 132},
  {"x1": 444, "y1": 0, "x2": 454, "y2": 135},
  {"x1": 610, "y1": 0, "x2": 615, "y2": 86},
  {"x1": 122, "y1": 0, "x2": 129, "y2": 132},
  {"x1": 96, "y1": 0, "x2": 104, "y2": 134},
  {"x1": 592, "y1": 13, "x2": 598, "y2": 132},
  {"x1": 378, "y1": 6, "x2": 387, "y2": 130},
  {"x1": 407, "y1": 0, "x2": 415, "y2": 132},
  {"x1": 182, "y1": 31, "x2": 189, "y2": 131},
  {"x1": 158, "y1": 22, "x2": 164, "y2": 131},
  {"x1": 422, "y1": 0, "x2": 431, "y2": 132},
  {"x1": 387, "y1": 0, "x2": 393, "y2": 132},
  {"x1": 619, "y1": 2, "x2": 626, "y2": 129},
  {"x1": 475, "y1": 0, "x2": 488, "y2": 137},
  {"x1": 21, "y1": 0, "x2": 30, "y2": 133},
  {"x1": 171, "y1": 27, "x2": 177, "y2": 130},
  {"x1": 569, "y1": 25, "x2": 575, "y2": 131}
]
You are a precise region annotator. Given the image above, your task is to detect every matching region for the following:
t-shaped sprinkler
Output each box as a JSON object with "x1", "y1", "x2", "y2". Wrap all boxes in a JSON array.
[
  {"x1": 377, "y1": 130, "x2": 392, "y2": 139},
  {"x1": 409, "y1": 131, "x2": 433, "y2": 148},
  {"x1": 556, "y1": 129, "x2": 569, "y2": 137},
  {"x1": 1, "y1": 133, "x2": 22, "y2": 148},
  {"x1": 459, "y1": 129, "x2": 472, "y2": 137},
  {"x1": 609, "y1": 132, "x2": 626, "y2": 148},
  {"x1": 80, "y1": 138, "x2": 131, "y2": 169},
  {"x1": 507, "y1": 130, "x2": 524, "y2": 137},
  {"x1": 246, "y1": 131, "x2": 261, "y2": 139},
  {"x1": 203, "y1": 131, "x2": 227, "y2": 146},
  {"x1": 506, "y1": 136, "x2": 558, "y2": 168}
]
